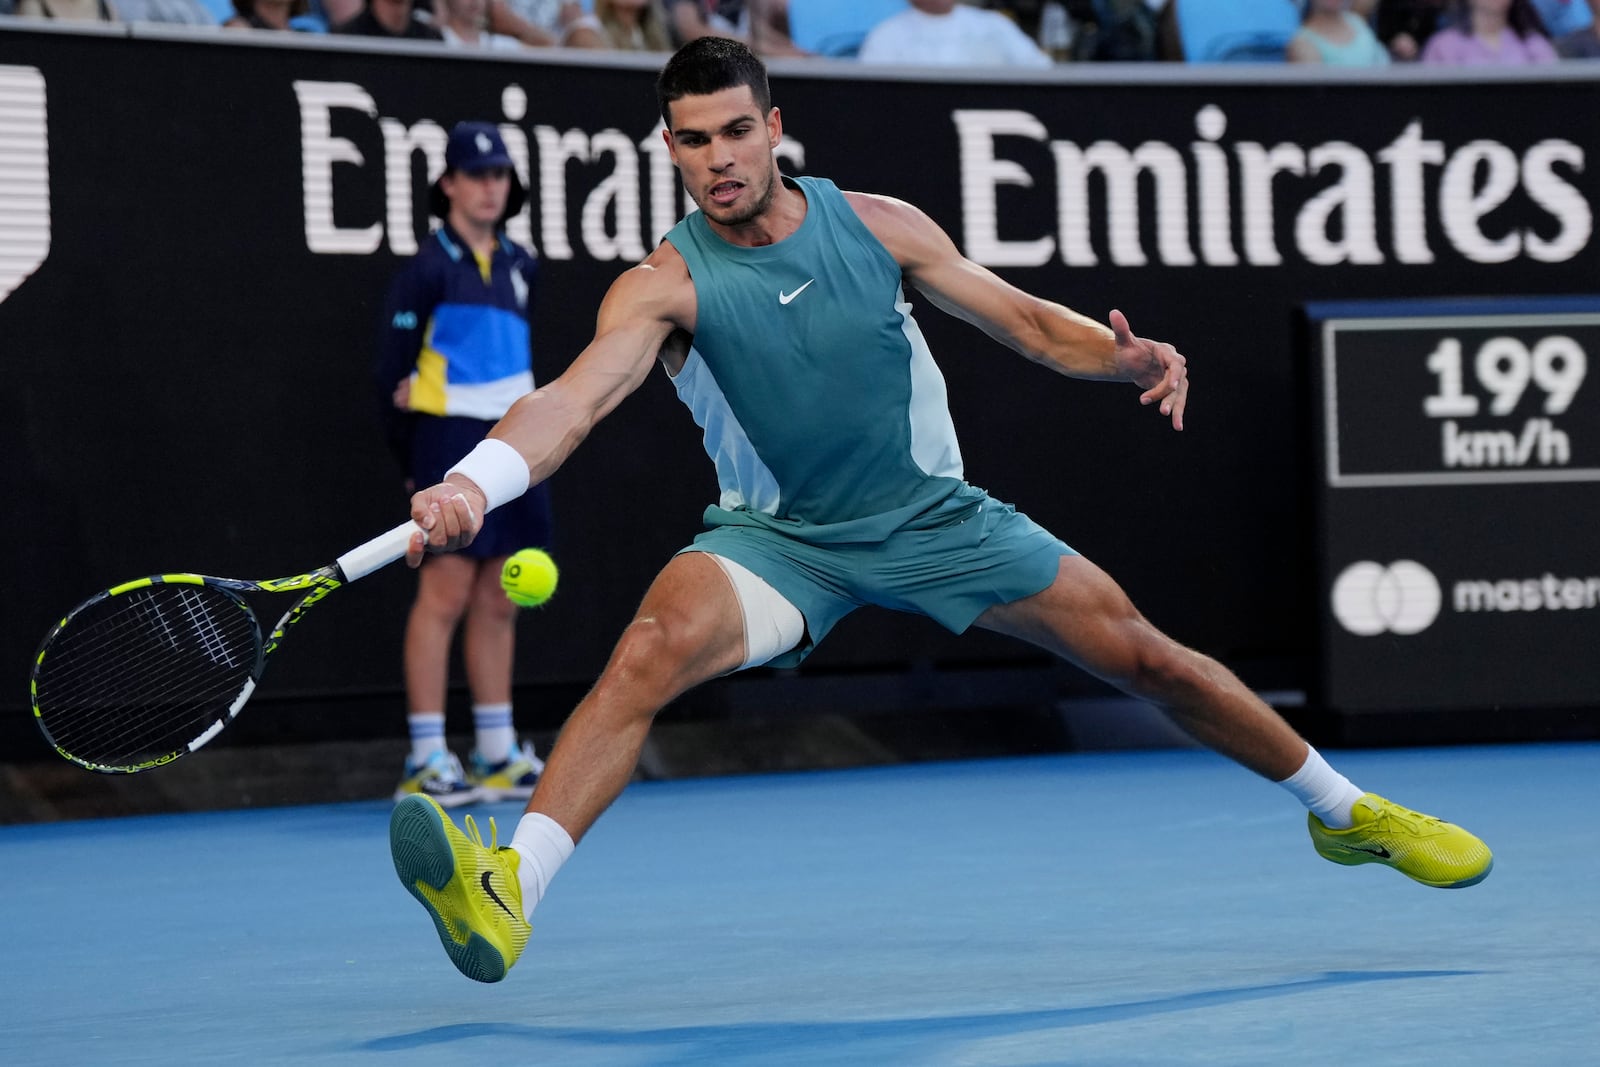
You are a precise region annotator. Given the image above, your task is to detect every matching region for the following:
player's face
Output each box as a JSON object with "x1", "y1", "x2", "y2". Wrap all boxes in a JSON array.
[
  {"x1": 664, "y1": 86, "x2": 782, "y2": 229},
  {"x1": 444, "y1": 167, "x2": 511, "y2": 230}
]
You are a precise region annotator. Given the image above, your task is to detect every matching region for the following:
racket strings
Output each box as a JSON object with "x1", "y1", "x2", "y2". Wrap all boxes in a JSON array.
[
  {"x1": 41, "y1": 601, "x2": 256, "y2": 762},
  {"x1": 47, "y1": 589, "x2": 255, "y2": 728},
  {"x1": 35, "y1": 584, "x2": 263, "y2": 768},
  {"x1": 43, "y1": 608, "x2": 252, "y2": 756}
]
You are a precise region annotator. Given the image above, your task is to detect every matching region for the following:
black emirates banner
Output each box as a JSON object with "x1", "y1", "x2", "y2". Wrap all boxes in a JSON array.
[{"x1": 2, "y1": 25, "x2": 1598, "y2": 722}]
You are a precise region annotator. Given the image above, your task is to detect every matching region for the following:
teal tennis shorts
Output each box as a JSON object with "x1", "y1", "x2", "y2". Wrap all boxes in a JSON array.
[{"x1": 681, "y1": 485, "x2": 1074, "y2": 668}]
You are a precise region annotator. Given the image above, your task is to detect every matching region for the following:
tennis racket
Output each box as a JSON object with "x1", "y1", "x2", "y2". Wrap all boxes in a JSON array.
[{"x1": 29, "y1": 521, "x2": 422, "y2": 774}]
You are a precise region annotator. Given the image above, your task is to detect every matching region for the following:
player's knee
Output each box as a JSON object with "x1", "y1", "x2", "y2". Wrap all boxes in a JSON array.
[{"x1": 604, "y1": 613, "x2": 713, "y2": 696}]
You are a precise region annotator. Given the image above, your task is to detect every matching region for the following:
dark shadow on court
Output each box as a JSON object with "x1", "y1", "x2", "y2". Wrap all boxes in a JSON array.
[{"x1": 359, "y1": 969, "x2": 1483, "y2": 1060}]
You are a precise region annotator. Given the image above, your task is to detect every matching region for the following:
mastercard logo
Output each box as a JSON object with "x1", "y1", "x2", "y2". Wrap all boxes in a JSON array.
[{"x1": 1331, "y1": 560, "x2": 1442, "y2": 636}]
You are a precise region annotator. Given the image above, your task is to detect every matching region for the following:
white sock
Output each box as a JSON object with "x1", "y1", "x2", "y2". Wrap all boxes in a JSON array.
[
  {"x1": 1278, "y1": 744, "x2": 1364, "y2": 829},
  {"x1": 473, "y1": 703, "x2": 516, "y2": 764},
  {"x1": 407, "y1": 712, "x2": 447, "y2": 765},
  {"x1": 509, "y1": 812, "x2": 575, "y2": 920}
]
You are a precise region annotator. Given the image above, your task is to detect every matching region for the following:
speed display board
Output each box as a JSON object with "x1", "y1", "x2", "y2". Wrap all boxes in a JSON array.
[{"x1": 1308, "y1": 297, "x2": 1600, "y2": 714}]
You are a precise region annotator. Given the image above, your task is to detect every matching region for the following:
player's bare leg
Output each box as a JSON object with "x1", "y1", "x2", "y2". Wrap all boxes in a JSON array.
[
  {"x1": 391, "y1": 551, "x2": 751, "y2": 980},
  {"x1": 977, "y1": 554, "x2": 1492, "y2": 888},
  {"x1": 977, "y1": 554, "x2": 1307, "y2": 779},
  {"x1": 528, "y1": 551, "x2": 749, "y2": 841}
]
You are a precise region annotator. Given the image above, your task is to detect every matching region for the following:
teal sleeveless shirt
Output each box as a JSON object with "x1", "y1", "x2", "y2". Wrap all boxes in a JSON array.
[{"x1": 663, "y1": 176, "x2": 967, "y2": 544}]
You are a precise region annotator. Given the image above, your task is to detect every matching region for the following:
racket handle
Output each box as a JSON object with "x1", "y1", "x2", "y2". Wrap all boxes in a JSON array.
[{"x1": 336, "y1": 521, "x2": 424, "y2": 582}]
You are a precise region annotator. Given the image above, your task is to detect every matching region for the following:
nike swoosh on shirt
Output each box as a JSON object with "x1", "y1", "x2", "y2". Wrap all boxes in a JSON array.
[{"x1": 779, "y1": 279, "x2": 815, "y2": 305}]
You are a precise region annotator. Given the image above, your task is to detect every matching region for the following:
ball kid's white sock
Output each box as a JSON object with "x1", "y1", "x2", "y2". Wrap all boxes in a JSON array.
[
  {"x1": 1278, "y1": 744, "x2": 1365, "y2": 829},
  {"x1": 473, "y1": 703, "x2": 516, "y2": 765},
  {"x1": 509, "y1": 812, "x2": 574, "y2": 920},
  {"x1": 407, "y1": 711, "x2": 447, "y2": 765}
]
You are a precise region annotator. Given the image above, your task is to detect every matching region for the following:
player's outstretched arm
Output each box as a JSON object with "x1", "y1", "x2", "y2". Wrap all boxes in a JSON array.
[
  {"x1": 407, "y1": 258, "x2": 683, "y2": 562},
  {"x1": 852, "y1": 192, "x2": 1187, "y2": 430}
]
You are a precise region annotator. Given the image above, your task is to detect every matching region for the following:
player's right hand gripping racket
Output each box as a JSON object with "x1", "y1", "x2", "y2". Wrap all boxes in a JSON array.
[{"x1": 29, "y1": 521, "x2": 421, "y2": 774}]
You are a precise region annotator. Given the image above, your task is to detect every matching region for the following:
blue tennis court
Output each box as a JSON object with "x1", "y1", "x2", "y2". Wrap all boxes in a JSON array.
[{"x1": 3, "y1": 743, "x2": 1595, "y2": 1066}]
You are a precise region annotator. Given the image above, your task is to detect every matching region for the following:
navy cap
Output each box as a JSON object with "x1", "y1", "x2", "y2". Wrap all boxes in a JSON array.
[
  {"x1": 445, "y1": 121, "x2": 513, "y2": 173},
  {"x1": 429, "y1": 121, "x2": 527, "y2": 222}
]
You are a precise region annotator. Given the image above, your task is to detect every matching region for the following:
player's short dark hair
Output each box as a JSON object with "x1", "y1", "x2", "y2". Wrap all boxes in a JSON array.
[{"x1": 656, "y1": 37, "x2": 772, "y2": 128}]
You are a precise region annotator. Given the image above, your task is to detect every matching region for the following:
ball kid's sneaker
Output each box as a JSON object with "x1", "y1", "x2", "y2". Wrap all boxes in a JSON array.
[
  {"x1": 1308, "y1": 793, "x2": 1493, "y2": 889},
  {"x1": 469, "y1": 739, "x2": 545, "y2": 802},
  {"x1": 393, "y1": 750, "x2": 483, "y2": 808},
  {"x1": 390, "y1": 794, "x2": 531, "y2": 982}
]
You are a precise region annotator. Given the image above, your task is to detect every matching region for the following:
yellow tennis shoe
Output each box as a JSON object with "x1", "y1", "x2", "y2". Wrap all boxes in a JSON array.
[
  {"x1": 390, "y1": 794, "x2": 531, "y2": 982},
  {"x1": 1308, "y1": 793, "x2": 1493, "y2": 888}
]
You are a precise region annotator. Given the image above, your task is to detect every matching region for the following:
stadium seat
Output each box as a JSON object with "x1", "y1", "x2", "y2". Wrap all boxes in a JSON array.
[
  {"x1": 1173, "y1": 0, "x2": 1300, "y2": 62},
  {"x1": 788, "y1": 0, "x2": 910, "y2": 57}
]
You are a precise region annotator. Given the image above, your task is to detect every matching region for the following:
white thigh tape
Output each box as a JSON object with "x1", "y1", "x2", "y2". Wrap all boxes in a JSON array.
[{"x1": 711, "y1": 554, "x2": 805, "y2": 670}]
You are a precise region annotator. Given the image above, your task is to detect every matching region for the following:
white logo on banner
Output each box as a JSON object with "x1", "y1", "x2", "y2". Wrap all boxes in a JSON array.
[
  {"x1": 291, "y1": 80, "x2": 807, "y2": 260},
  {"x1": 951, "y1": 106, "x2": 1591, "y2": 270},
  {"x1": 1331, "y1": 560, "x2": 1442, "y2": 636},
  {"x1": 0, "y1": 66, "x2": 51, "y2": 306}
]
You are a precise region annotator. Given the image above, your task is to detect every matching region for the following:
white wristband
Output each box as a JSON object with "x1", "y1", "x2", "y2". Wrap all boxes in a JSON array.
[{"x1": 446, "y1": 438, "x2": 529, "y2": 512}]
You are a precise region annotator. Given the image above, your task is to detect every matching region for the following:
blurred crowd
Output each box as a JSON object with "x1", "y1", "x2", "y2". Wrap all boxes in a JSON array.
[{"x1": 1, "y1": 0, "x2": 1595, "y2": 66}]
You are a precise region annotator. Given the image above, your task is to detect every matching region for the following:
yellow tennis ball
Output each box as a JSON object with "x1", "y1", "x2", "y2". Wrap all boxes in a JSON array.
[{"x1": 501, "y1": 548, "x2": 558, "y2": 608}]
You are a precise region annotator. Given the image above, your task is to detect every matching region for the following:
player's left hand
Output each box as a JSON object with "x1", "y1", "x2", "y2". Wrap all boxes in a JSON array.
[{"x1": 1111, "y1": 308, "x2": 1186, "y2": 431}]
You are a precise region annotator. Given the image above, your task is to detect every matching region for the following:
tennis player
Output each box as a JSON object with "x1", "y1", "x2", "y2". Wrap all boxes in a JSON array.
[{"x1": 389, "y1": 39, "x2": 1493, "y2": 983}]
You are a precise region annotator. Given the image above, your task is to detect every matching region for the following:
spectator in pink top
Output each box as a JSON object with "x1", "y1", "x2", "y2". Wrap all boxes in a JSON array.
[{"x1": 1420, "y1": 0, "x2": 1559, "y2": 61}]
